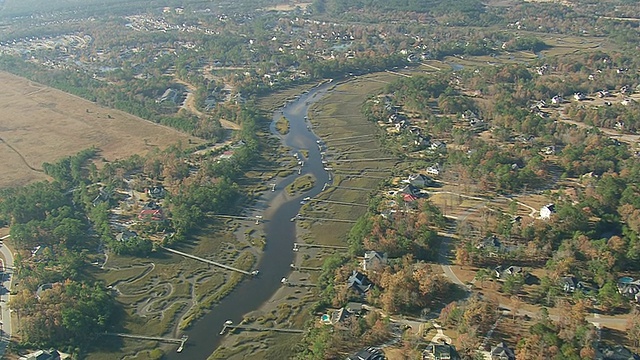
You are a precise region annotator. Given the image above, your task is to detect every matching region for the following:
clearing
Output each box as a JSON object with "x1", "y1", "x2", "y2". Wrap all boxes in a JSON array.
[{"x1": 0, "y1": 71, "x2": 201, "y2": 188}]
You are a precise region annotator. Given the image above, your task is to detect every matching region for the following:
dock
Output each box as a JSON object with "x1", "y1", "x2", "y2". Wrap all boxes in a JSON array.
[
  {"x1": 307, "y1": 198, "x2": 368, "y2": 207},
  {"x1": 290, "y1": 264, "x2": 323, "y2": 271},
  {"x1": 105, "y1": 333, "x2": 188, "y2": 352},
  {"x1": 293, "y1": 243, "x2": 348, "y2": 251},
  {"x1": 295, "y1": 215, "x2": 357, "y2": 223},
  {"x1": 220, "y1": 322, "x2": 304, "y2": 335},
  {"x1": 210, "y1": 214, "x2": 263, "y2": 224},
  {"x1": 161, "y1": 246, "x2": 258, "y2": 276},
  {"x1": 330, "y1": 157, "x2": 397, "y2": 163}
]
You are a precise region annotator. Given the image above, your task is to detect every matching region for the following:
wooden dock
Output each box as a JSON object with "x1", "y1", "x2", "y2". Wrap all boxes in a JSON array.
[
  {"x1": 161, "y1": 246, "x2": 258, "y2": 276},
  {"x1": 295, "y1": 215, "x2": 357, "y2": 223},
  {"x1": 220, "y1": 323, "x2": 304, "y2": 335},
  {"x1": 293, "y1": 243, "x2": 348, "y2": 251},
  {"x1": 307, "y1": 198, "x2": 368, "y2": 207},
  {"x1": 105, "y1": 333, "x2": 188, "y2": 352}
]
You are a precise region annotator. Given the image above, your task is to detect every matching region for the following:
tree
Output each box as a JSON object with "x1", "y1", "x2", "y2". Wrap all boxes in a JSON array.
[
  {"x1": 627, "y1": 309, "x2": 640, "y2": 350},
  {"x1": 474, "y1": 268, "x2": 491, "y2": 288},
  {"x1": 510, "y1": 295, "x2": 523, "y2": 322},
  {"x1": 501, "y1": 274, "x2": 525, "y2": 295}
]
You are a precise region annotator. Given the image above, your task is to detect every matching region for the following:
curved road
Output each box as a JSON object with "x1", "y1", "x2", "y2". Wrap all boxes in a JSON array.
[{"x1": 0, "y1": 235, "x2": 14, "y2": 358}]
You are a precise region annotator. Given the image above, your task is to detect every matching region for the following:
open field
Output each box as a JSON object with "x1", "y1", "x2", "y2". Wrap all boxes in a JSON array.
[{"x1": 0, "y1": 71, "x2": 201, "y2": 188}]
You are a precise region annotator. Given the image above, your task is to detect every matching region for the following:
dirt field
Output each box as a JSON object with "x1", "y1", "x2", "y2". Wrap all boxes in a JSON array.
[{"x1": 0, "y1": 71, "x2": 201, "y2": 188}]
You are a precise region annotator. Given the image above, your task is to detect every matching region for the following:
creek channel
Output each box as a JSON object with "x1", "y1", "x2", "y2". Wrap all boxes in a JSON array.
[{"x1": 167, "y1": 81, "x2": 335, "y2": 360}]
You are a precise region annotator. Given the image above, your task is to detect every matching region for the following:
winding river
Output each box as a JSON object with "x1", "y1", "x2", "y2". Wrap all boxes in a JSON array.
[{"x1": 167, "y1": 82, "x2": 334, "y2": 360}]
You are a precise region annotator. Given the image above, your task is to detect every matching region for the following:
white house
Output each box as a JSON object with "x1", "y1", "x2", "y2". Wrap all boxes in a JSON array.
[
  {"x1": 551, "y1": 95, "x2": 564, "y2": 104},
  {"x1": 540, "y1": 203, "x2": 556, "y2": 219},
  {"x1": 404, "y1": 173, "x2": 433, "y2": 188},
  {"x1": 426, "y1": 164, "x2": 441, "y2": 176}
]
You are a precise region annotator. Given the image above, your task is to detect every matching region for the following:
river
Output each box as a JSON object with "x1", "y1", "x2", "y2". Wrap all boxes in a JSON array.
[{"x1": 167, "y1": 82, "x2": 334, "y2": 360}]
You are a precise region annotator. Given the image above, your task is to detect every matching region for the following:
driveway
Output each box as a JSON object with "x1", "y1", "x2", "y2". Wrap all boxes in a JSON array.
[{"x1": 0, "y1": 236, "x2": 14, "y2": 357}]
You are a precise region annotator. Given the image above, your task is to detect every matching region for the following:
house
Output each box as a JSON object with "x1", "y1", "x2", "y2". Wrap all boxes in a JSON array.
[
  {"x1": 617, "y1": 279, "x2": 640, "y2": 300},
  {"x1": 347, "y1": 347, "x2": 385, "y2": 360},
  {"x1": 621, "y1": 98, "x2": 635, "y2": 106},
  {"x1": 415, "y1": 136, "x2": 430, "y2": 147},
  {"x1": 478, "y1": 235, "x2": 501, "y2": 252},
  {"x1": 405, "y1": 173, "x2": 433, "y2": 188},
  {"x1": 36, "y1": 283, "x2": 55, "y2": 300},
  {"x1": 561, "y1": 276, "x2": 593, "y2": 294},
  {"x1": 156, "y1": 88, "x2": 179, "y2": 104},
  {"x1": 620, "y1": 85, "x2": 631, "y2": 95},
  {"x1": 423, "y1": 343, "x2": 453, "y2": 360},
  {"x1": 561, "y1": 276, "x2": 579, "y2": 293},
  {"x1": 138, "y1": 202, "x2": 165, "y2": 222},
  {"x1": 330, "y1": 307, "x2": 350, "y2": 325},
  {"x1": 147, "y1": 186, "x2": 165, "y2": 198},
  {"x1": 598, "y1": 90, "x2": 611, "y2": 98},
  {"x1": 403, "y1": 193, "x2": 419, "y2": 202},
  {"x1": 31, "y1": 245, "x2": 44, "y2": 257},
  {"x1": 541, "y1": 145, "x2": 556, "y2": 155},
  {"x1": 494, "y1": 265, "x2": 525, "y2": 279},
  {"x1": 345, "y1": 302, "x2": 365, "y2": 314},
  {"x1": 115, "y1": 230, "x2": 138, "y2": 242},
  {"x1": 596, "y1": 345, "x2": 640, "y2": 360},
  {"x1": 362, "y1": 251, "x2": 387, "y2": 272},
  {"x1": 400, "y1": 184, "x2": 421, "y2": 197},
  {"x1": 573, "y1": 92, "x2": 586, "y2": 101},
  {"x1": 540, "y1": 203, "x2": 556, "y2": 220},
  {"x1": 92, "y1": 187, "x2": 112, "y2": 207},
  {"x1": 551, "y1": 95, "x2": 564, "y2": 104},
  {"x1": 348, "y1": 270, "x2": 372, "y2": 296},
  {"x1": 536, "y1": 64, "x2": 549, "y2": 75},
  {"x1": 20, "y1": 349, "x2": 62, "y2": 360},
  {"x1": 469, "y1": 118, "x2": 487, "y2": 131},
  {"x1": 491, "y1": 342, "x2": 515, "y2": 360},
  {"x1": 429, "y1": 141, "x2": 446, "y2": 152},
  {"x1": 426, "y1": 164, "x2": 441, "y2": 176}
]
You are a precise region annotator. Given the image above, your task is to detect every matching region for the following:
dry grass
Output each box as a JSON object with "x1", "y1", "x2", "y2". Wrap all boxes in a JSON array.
[
  {"x1": 263, "y1": 2, "x2": 312, "y2": 11},
  {"x1": 0, "y1": 71, "x2": 201, "y2": 188}
]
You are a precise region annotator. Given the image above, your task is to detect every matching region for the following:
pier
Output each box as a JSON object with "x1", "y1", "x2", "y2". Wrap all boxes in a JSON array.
[
  {"x1": 330, "y1": 157, "x2": 397, "y2": 163},
  {"x1": 161, "y1": 246, "x2": 258, "y2": 276},
  {"x1": 219, "y1": 321, "x2": 304, "y2": 335},
  {"x1": 324, "y1": 184, "x2": 373, "y2": 191},
  {"x1": 210, "y1": 214, "x2": 263, "y2": 224},
  {"x1": 293, "y1": 243, "x2": 348, "y2": 251},
  {"x1": 295, "y1": 215, "x2": 357, "y2": 223},
  {"x1": 105, "y1": 333, "x2": 188, "y2": 352},
  {"x1": 307, "y1": 198, "x2": 368, "y2": 207},
  {"x1": 325, "y1": 134, "x2": 374, "y2": 142},
  {"x1": 290, "y1": 264, "x2": 323, "y2": 271}
]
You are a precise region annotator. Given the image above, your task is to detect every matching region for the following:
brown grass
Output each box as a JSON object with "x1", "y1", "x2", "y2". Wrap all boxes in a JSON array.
[{"x1": 0, "y1": 71, "x2": 201, "y2": 188}]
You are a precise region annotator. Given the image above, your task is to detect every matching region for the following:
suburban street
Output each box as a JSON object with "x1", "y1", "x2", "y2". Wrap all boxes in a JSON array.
[{"x1": 0, "y1": 234, "x2": 14, "y2": 358}]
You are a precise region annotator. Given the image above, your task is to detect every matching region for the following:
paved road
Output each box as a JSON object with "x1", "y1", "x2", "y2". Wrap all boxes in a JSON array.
[{"x1": 0, "y1": 238, "x2": 14, "y2": 357}]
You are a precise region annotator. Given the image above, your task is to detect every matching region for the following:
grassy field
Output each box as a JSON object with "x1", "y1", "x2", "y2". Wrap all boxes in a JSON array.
[
  {"x1": 300, "y1": 72, "x2": 400, "y2": 246},
  {"x1": 0, "y1": 71, "x2": 201, "y2": 188},
  {"x1": 275, "y1": 115, "x2": 290, "y2": 135}
]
